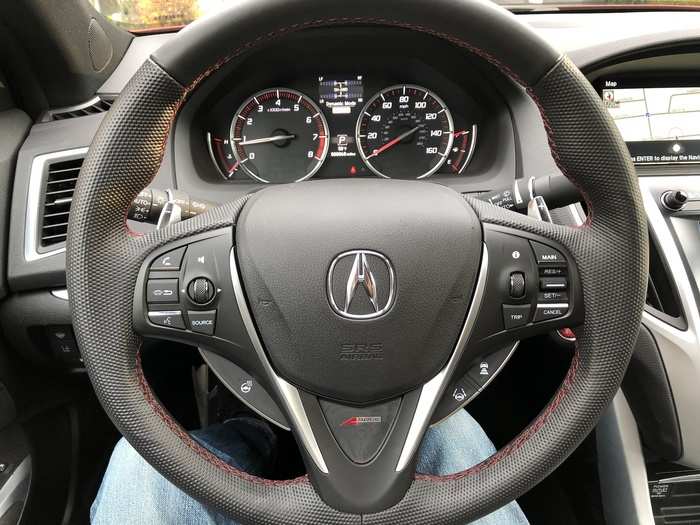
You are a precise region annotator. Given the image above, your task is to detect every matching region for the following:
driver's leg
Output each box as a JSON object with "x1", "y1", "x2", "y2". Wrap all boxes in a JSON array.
[
  {"x1": 90, "y1": 415, "x2": 277, "y2": 525},
  {"x1": 417, "y1": 409, "x2": 530, "y2": 524},
  {"x1": 91, "y1": 410, "x2": 528, "y2": 524}
]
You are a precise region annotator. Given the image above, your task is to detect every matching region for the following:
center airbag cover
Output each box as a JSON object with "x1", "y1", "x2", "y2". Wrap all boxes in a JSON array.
[{"x1": 236, "y1": 179, "x2": 482, "y2": 403}]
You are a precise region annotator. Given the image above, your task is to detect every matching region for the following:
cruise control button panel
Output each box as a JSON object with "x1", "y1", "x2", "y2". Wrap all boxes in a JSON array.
[{"x1": 472, "y1": 225, "x2": 579, "y2": 343}]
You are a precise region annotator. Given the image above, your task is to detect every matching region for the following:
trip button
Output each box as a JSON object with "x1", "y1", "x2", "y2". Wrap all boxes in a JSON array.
[
  {"x1": 148, "y1": 311, "x2": 185, "y2": 329},
  {"x1": 502, "y1": 304, "x2": 530, "y2": 329},
  {"x1": 533, "y1": 304, "x2": 569, "y2": 322},
  {"x1": 188, "y1": 310, "x2": 217, "y2": 335},
  {"x1": 147, "y1": 279, "x2": 179, "y2": 303},
  {"x1": 530, "y1": 241, "x2": 567, "y2": 266}
]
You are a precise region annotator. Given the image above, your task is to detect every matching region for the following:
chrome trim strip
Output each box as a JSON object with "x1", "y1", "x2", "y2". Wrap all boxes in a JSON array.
[
  {"x1": 25, "y1": 148, "x2": 88, "y2": 262},
  {"x1": 396, "y1": 244, "x2": 489, "y2": 471},
  {"x1": 658, "y1": 473, "x2": 700, "y2": 484},
  {"x1": 51, "y1": 289, "x2": 69, "y2": 300},
  {"x1": 43, "y1": 96, "x2": 103, "y2": 121},
  {"x1": 229, "y1": 248, "x2": 328, "y2": 473}
]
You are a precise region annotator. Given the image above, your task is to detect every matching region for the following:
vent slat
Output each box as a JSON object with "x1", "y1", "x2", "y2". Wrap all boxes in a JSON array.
[
  {"x1": 40, "y1": 157, "x2": 83, "y2": 248},
  {"x1": 49, "y1": 97, "x2": 113, "y2": 121}
]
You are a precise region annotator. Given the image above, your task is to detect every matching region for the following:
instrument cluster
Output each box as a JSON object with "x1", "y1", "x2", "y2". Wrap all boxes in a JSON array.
[{"x1": 206, "y1": 75, "x2": 479, "y2": 184}]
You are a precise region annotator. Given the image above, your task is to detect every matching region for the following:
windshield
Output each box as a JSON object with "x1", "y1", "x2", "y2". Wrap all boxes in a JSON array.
[{"x1": 90, "y1": 0, "x2": 700, "y2": 32}]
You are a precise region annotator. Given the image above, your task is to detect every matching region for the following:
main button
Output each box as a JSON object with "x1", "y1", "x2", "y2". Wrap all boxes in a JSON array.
[
  {"x1": 147, "y1": 279, "x2": 179, "y2": 303},
  {"x1": 148, "y1": 311, "x2": 185, "y2": 329},
  {"x1": 530, "y1": 241, "x2": 567, "y2": 266}
]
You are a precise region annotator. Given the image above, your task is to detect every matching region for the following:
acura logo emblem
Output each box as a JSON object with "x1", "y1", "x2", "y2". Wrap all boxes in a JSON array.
[{"x1": 327, "y1": 250, "x2": 396, "y2": 320}]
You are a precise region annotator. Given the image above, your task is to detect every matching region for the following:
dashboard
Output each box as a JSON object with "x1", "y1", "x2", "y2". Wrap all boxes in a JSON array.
[{"x1": 180, "y1": 29, "x2": 510, "y2": 192}]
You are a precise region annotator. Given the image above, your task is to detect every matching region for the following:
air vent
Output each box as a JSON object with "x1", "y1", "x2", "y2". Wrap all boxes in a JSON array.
[
  {"x1": 647, "y1": 232, "x2": 682, "y2": 319},
  {"x1": 40, "y1": 157, "x2": 83, "y2": 247},
  {"x1": 42, "y1": 97, "x2": 113, "y2": 122}
]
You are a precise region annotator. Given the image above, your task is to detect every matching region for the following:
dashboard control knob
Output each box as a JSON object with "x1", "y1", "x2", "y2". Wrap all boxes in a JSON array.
[
  {"x1": 188, "y1": 277, "x2": 215, "y2": 305},
  {"x1": 661, "y1": 190, "x2": 688, "y2": 212}
]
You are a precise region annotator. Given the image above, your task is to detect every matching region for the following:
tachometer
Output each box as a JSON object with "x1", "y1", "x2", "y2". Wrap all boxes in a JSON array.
[
  {"x1": 356, "y1": 85, "x2": 453, "y2": 179},
  {"x1": 230, "y1": 88, "x2": 329, "y2": 183}
]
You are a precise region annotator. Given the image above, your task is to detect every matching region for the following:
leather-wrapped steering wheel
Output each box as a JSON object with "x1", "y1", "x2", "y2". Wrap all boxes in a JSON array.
[{"x1": 66, "y1": 0, "x2": 648, "y2": 523}]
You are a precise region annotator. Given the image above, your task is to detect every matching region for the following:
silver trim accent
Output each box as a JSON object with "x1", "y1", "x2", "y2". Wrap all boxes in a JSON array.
[
  {"x1": 396, "y1": 244, "x2": 489, "y2": 471},
  {"x1": 25, "y1": 148, "x2": 88, "y2": 262},
  {"x1": 51, "y1": 289, "x2": 69, "y2": 300},
  {"x1": 0, "y1": 456, "x2": 31, "y2": 518},
  {"x1": 327, "y1": 250, "x2": 396, "y2": 320},
  {"x1": 597, "y1": 393, "x2": 655, "y2": 525},
  {"x1": 229, "y1": 248, "x2": 328, "y2": 473},
  {"x1": 658, "y1": 473, "x2": 700, "y2": 484},
  {"x1": 513, "y1": 178, "x2": 524, "y2": 206},
  {"x1": 535, "y1": 303, "x2": 569, "y2": 309}
]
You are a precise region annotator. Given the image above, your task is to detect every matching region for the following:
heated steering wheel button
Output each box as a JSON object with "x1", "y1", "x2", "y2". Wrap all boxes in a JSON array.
[
  {"x1": 534, "y1": 304, "x2": 569, "y2": 322},
  {"x1": 188, "y1": 310, "x2": 217, "y2": 335},
  {"x1": 148, "y1": 311, "x2": 185, "y2": 329},
  {"x1": 147, "y1": 279, "x2": 179, "y2": 303},
  {"x1": 502, "y1": 304, "x2": 530, "y2": 329},
  {"x1": 150, "y1": 247, "x2": 186, "y2": 271},
  {"x1": 530, "y1": 241, "x2": 566, "y2": 266}
]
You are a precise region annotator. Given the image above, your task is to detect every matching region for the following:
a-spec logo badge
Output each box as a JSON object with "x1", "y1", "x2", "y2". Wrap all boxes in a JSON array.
[
  {"x1": 327, "y1": 250, "x2": 396, "y2": 320},
  {"x1": 340, "y1": 416, "x2": 382, "y2": 427}
]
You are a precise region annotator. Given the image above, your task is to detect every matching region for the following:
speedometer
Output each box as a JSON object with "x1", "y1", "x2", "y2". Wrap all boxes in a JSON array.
[
  {"x1": 356, "y1": 85, "x2": 454, "y2": 179},
  {"x1": 230, "y1": 88, "x2": 329, "y2": 183}
]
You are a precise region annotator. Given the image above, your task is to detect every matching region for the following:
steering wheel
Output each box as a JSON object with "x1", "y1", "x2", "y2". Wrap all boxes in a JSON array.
[{"x1": 66, "y1": 0, "x2": 648, "y2": 522}]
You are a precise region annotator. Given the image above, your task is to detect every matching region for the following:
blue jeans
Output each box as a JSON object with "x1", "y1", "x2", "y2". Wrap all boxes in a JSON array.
[{"x1": 91, "y1": 410, "x2": 528, "y2": 524}]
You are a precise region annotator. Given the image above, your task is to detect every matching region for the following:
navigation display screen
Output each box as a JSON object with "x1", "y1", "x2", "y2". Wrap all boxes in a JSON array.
[{"x1": 602, "y1": 79, "x2": 700, "y2": 164}]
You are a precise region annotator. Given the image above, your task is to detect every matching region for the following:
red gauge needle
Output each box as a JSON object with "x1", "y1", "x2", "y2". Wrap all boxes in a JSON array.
[
  {"x1": 367, "y1": 124, "x2": 424, "y2": 159},
  {"x1": 453, "y1": 130, "x2": 470, "y2": 138}
]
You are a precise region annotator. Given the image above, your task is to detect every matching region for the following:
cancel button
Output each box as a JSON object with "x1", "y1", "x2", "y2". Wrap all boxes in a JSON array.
[
  {"x1": 188, "y1": 310, "x2": 217, "y2": 335},
  {"x1": 533, "y1": 304, "x2": 568, "y2": 322}
]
